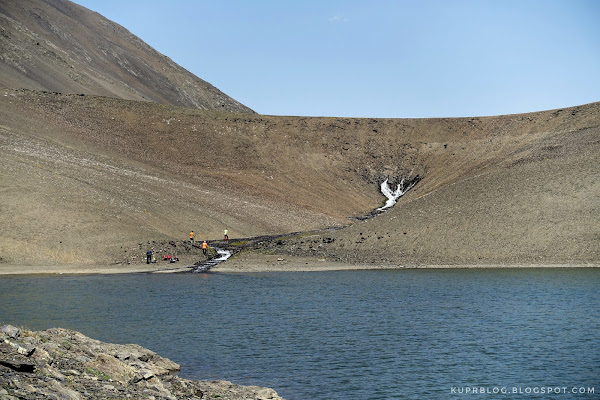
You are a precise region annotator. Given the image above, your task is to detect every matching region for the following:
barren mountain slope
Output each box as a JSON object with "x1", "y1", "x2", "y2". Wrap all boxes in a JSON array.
[
  {"x1": 0, "y1": 0, "x2": 254, "y2": 113},
  {"x1": 269, "y1": 108, "x2": 600, "y2": 265},
  {"x1": 1, "y1": 89, "x2": 598, "y2": 267}
]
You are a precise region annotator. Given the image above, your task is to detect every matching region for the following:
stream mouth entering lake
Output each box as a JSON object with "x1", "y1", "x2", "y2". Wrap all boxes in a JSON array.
[
  {"x1": 192, "y1": 247, "x2": 231, "y2": 272},
  {"x1": 1, "y1": 268, "x2": 598, "y2": 400}
]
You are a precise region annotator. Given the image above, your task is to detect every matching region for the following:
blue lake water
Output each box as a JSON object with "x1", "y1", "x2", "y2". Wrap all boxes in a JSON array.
[{"x1": 1, "y1": 268, "x2": 599, "y2": 399}]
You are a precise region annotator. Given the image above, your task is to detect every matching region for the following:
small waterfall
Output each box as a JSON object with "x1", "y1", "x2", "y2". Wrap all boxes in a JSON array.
[{"x1": 192, "y1": 247, "x2": 231, "y2": 273}]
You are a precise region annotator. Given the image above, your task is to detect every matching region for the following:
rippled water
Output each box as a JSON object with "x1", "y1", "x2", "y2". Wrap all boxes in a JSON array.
[{"x1": 1, "y1": 268, "x2": 598, "y2": 399}]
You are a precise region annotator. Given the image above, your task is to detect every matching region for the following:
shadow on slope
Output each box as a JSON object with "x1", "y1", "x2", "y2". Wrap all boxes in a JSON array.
[{"x1": 0, "y1": 0, "x2": 254, "y2": 112}]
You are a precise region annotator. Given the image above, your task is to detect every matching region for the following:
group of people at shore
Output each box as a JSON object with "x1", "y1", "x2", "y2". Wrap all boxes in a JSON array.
[
  {"x1": 145, "y1": 250, "x2": 180, "y2": 264},
  {"x1": 189, "y1": 231, "x2": 209, "y2": 255},
  {"x1": 145, "y1": 229, "x2": 229, "y2": 264},
  {"x1": 189, "y1": 229, "x2": 229, "y2": 255}
]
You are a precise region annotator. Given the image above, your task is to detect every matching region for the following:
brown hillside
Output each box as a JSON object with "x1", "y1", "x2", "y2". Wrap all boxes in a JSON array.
[
  {"x1": 1, "y1": 88, "x2": 598, "y2": 267},
  {"x1": 0, "y1": 0, "x2": 254, "y2": 113}
]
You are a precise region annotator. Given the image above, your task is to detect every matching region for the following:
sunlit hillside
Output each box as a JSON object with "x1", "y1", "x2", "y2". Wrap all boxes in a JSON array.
[{"x1": 1, "y1": 89, "x2": 598, "y2": 266}]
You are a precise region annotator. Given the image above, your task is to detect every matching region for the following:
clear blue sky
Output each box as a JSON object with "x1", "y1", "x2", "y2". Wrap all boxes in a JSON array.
[{"x1": 72, "y1": 0, "x2": 600, "y2": 118}]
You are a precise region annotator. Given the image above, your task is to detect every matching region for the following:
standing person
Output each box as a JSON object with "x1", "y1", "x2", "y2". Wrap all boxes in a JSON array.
[
  {"x1": 146, "y1": 249, "x2": 152, "y2": 264},
  {"x1": 190, "y1": 231, "x2": 194, "y2": 243},
  {"x1": 223, "y1": 229, "x2": 228, "y2": 241},
  {"x1": 202, "y1": 240, "x2": 208, "y2": 256}
]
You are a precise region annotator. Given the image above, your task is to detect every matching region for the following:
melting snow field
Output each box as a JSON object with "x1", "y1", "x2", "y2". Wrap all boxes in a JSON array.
[{"x1": 377, "y1": 178, "x2": 416, "y2": 211}]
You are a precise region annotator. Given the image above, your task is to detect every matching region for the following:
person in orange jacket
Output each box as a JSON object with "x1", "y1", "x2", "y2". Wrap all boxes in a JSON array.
[
  {"x1": 189, "y1": 231, "x2": 194, "y2": 243},
  {"x1": 202, "y1": 240, "x2": 208, "y2": 256}
]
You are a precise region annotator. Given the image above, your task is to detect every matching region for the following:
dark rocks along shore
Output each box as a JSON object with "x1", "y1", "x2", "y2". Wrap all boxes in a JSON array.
[{"x1": 0, "y1": 324, "x2": 284, "y2": 400}]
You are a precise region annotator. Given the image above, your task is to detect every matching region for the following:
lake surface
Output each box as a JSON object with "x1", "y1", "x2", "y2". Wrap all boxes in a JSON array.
[{"x1": 1, "y1": 268, "x2": 598, "y2": 399}]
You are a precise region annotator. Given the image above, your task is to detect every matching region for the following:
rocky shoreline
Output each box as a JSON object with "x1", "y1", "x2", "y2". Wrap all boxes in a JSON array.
[{"x1": 0, "y1": 325, "x2": 284, "y2": 400}]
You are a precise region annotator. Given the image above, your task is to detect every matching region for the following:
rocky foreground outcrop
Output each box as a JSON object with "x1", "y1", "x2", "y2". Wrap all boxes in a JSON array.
[{"x1": 0, "y1": 325, "x2": 284, "y2": 400}]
